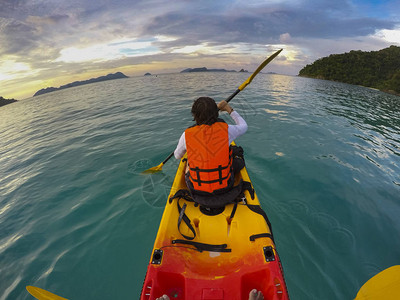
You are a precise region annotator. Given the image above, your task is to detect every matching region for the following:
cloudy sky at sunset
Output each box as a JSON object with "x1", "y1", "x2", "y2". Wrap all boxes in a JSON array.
[{"x1": 1, "y1": 0, "x2": 399, "y2": 99}]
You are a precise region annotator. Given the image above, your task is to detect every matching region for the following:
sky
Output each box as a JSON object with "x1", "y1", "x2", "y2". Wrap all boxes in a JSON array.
[{"x1": 1, "y1": 0, "x2": 399, "y2": 100}]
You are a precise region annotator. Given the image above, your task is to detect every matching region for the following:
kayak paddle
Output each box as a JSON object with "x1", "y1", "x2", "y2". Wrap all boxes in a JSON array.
[
  {"x1": 225, "y1": 48, "x2": 283, "y2": 102},
  {"x1": 26, "y1": 286, "x2": 68, "y2": 300},
  {"x1": 141, "y1": 152, "x2": 174, "y2": 174},
  {"x1": 143, "y1": 49, "x2": 283, "y2": 174},
  {"x1": 354, "y1": 265, "x2": 400, "y2": 300}
]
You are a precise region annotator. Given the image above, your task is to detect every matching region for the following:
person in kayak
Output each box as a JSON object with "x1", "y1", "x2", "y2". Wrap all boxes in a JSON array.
[
  {"x1": 174, "y1": 97, "x2": 248, "y2": 208},
  {"x1": 156, "y1": 289, "x2": 264, "y2": 300}
]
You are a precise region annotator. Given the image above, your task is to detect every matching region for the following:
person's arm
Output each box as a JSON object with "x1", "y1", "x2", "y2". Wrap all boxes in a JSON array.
[
  {"x1": 174, "y1": 132, "x2": 186, "y2": 159},
  {"x1": 228, "y1": 110, "x2": 248, "y2": 143},
  {"x1": 218, "y1": 100, "x2": 248, "y2": 143}
]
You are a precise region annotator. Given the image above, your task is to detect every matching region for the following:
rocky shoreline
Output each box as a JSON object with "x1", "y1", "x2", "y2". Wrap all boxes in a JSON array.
[{"x1": 0, "y1": 96, "x2": 17, "y2": 107}]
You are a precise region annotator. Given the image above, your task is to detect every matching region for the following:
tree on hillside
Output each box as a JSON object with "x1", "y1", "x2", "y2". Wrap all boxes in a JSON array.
[{"x1": 298, "y1": 46, "x2": 400, "y2": 95}]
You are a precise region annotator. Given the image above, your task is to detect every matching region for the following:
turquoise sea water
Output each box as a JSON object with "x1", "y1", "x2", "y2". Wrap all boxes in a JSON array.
[{"x1": 1, "y1": 73, "x2": 399, "y2": 300}]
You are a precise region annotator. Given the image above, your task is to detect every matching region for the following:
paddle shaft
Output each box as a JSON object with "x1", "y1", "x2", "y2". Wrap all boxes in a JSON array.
[
  {"x1": 225, "y1": 89, "x2": 240, "y2": 103},
  {"x1": 162, "y1": 152, "x2": 174, "y2": 165}
]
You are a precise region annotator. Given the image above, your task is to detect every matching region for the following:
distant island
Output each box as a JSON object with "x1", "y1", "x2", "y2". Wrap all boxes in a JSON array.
[
  {"x1": 33, "y1": 72, "x2": 129, "y2": 97},
  {"x1": 298, "y1": 45, "x2": 400, "y2": 96},
  {"x1": 180, "y1": 67, "x2": 248, "y2": 73},
  {"x1": 0, "y1": 96, "x2": 17, "y2": 107},
  {"x1": 144, "y1": 72, "x2": 152, "y2": 76}
]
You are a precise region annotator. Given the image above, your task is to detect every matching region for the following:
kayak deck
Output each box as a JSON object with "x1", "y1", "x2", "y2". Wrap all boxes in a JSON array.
[{"x1": 141, "y1": 151, "x2": 289, "y2": 300}]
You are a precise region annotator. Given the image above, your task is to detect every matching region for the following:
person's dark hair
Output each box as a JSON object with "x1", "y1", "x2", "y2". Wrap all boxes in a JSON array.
[{"x1": 191, "y1": 97, "x2": 218, "y2": 125}]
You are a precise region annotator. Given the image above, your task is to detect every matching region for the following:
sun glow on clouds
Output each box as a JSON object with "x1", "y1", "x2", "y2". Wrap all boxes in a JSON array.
[
  {"x1": 172, "y1": 42, "x2": 281, "y2": 56},
  {"x1": 171, "y1": 43, "x2": 235, "y2": 55},
  {"x1": 56, "y1": 36, "x2": 175, "y2": 63},
  {"x1": 0, "y1": 58, "x2": 36, "y2": 81},
  {"x1": 170, "y1": 42, "x2": 300, "y2": 71}
]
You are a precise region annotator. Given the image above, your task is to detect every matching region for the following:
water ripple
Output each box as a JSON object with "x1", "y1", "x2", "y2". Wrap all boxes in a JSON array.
[{"x1": 0, "y1": 74, "x2": 399, "y2": 300}]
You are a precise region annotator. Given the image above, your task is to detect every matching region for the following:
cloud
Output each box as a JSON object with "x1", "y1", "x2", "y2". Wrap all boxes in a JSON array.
[
  {"x1": 0, "y1": 59, "x2": 31, "y2": 81},
  {"x1": 375, "y1": 27, "x2": 400, "y2": 44},
  {"x1": 280, "y1": 33, "x2": 292, "y2": 43},
  {"x1": 55, "y1": 38, "x2": 164, "y2": 63},
  {"x1": 0, "y1": 0, "x2": 399, "y2": 99},
  {"x1": 26, "y1": 14, "x2": 70, "y2": 26},
  {"x1": 0, "y1": 18, "x2": 39, "y2": 55},
  {"x1": 142, "y1": 5, "x2": 396, "y2": 48}
]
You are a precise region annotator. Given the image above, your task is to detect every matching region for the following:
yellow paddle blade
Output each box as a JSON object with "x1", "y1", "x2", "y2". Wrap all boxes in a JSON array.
[
  {"x1": 142, "y1": 152, "x2": 174, "y2": 174},
  {"x1": 238, "y1": 49, "x2": 283, "y2": 91},
  {"x1": 26, "y1": 286, "x2": 68, "y2": 300},
  {"x1": 355, "y1": 265, "x2": 400, "y2": 300},
  {"x1": 142, "y1": 162, "x2": 164, "y2": 174}
]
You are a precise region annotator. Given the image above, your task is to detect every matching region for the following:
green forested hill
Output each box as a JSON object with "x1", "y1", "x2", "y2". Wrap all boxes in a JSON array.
[{"x1": 298, "y1": 46, "x2": 400, "y2": 95}]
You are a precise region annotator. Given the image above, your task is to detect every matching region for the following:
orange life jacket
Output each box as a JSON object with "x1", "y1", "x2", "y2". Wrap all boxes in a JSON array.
[{"x1": 185, "y1": 121, "x2": 233, "y2": 194}]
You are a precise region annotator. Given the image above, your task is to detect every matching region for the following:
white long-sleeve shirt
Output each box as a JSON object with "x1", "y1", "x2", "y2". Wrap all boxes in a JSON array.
[{"x1": 174, "y1": 110, "x2": 248, "y2": 159}]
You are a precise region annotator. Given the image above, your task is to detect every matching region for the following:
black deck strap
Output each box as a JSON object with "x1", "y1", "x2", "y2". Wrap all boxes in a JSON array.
[
  {"x1": 231, "y1": 145, "x2": 244, "y2": 159},
  {"x1": 249, "y1": 233, "x2": 273, "y2": 242},
  {"x1": 177, "y1": 200, "x2": 196, "y2": 240},
  {"x1": 169, "y1": 189, "x2": 193, "y2": 204},
  {"x1": 247, "y1": 204, "x2": 275, "y2": 242},
  {"x1": 242, "y1": 181, "x2": 255, "y2": 199},
  {"x1": 172, "y1": 239, "x2": 231, "y2": 253},
  {"x1": 229, "y1": 201, "x2": 238, "y2": 220}
]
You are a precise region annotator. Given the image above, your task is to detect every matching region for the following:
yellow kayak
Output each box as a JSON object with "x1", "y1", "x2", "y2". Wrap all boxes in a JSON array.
[{"x1": 140, "y1": 146, "x2": 289, "y2": 300}]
